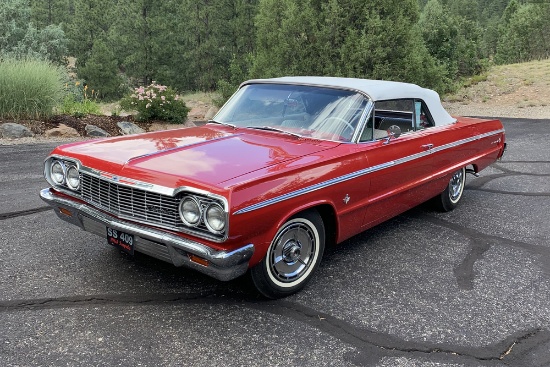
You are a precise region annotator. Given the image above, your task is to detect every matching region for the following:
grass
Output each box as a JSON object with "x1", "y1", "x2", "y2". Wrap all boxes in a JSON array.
[
  {"x1": 0, "y1": 58, "x2": 65, "y2": 120},
  {"x1": 179, "y1": 91, "x2": 219, "y2": 105},
  {"x1": 58, "y1": 95, "x2": 102, "y2": 117}
]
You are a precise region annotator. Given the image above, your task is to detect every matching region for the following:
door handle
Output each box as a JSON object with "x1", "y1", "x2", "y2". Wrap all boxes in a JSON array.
[{"x1": 422, "y1": 144, "x2": 434, "y2": 150}]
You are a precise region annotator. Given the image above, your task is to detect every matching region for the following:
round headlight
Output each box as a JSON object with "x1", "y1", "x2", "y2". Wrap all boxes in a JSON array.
[
  {"x1": 179, "y1": 196, "x2": 201, "y2": 226},
  {"x1": 66, "y1": 165, "x2": 80, "y2": 190},
  {"x1": 204, "y1": 203, "x2": 225, "y2": 233},
  {"x1": 50, "y1": 160, "x2": 66, "y2": 184}
]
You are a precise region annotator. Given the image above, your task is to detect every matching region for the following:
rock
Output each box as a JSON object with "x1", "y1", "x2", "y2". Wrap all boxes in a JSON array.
[
  {"x1": 117, "y1": 121, "x2": 145, "y2": 135},
  {"x1": 85, "y1": 124, "x2": 110, "y2": 137},
  {"x1": 0, "y1": 123, "x2": 34, "y2": 139},
  {"x1": 204, "y1": 106, "x2": 218, "y2": 120},
  {"x1": 45, "y1": 124, "x2": 80, "y2": 138}
]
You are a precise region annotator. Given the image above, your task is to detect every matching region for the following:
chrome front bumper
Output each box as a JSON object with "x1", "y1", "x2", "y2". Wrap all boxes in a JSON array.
[{"x1": 40, "y1": 188, "x2": 254, "y2": 281}]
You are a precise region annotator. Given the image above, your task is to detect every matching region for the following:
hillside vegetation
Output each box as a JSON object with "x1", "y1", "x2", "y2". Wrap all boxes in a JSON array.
[
  {"x1": 1, "y1": 0, "x2": 548, "y2": 122},
  {"x1": 443, "y1": 58, "x2": 550, "y2": 118},
  {"x1": 2, "y1": 0, "x2": 549, "y2": 100}
]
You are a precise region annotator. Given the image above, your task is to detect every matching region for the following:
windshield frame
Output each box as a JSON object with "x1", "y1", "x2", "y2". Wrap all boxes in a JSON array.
[{"x1": 213, "y1": 82, "x2": 374, "y2": 143}]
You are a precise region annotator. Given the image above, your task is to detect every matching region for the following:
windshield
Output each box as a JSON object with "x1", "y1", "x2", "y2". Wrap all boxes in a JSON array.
[{"x1": 214, "y1": 84, "x2": 369, "y2": 142}]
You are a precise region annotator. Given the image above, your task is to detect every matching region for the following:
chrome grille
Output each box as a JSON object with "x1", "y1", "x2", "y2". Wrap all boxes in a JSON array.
[{"x1": 80, "y1": 173, "x2": 183, "y2": 230}]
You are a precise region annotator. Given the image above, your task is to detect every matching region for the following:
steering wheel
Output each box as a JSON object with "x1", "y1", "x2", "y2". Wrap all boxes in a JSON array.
[{"x1": 322, "y1": 117, "x2": 355, "y2": 140}]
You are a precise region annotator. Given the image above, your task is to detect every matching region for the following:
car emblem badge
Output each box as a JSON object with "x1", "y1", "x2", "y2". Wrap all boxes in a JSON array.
[{"x1": 343, "y1": 194, "x2": 350, "y2": 204}]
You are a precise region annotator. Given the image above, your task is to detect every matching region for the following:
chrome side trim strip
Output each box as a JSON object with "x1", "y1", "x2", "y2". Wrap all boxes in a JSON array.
[
  {"x1": 234, "y1": 161, "x2": 395, "y2": 215},
  {"x1": 430, "y1": 129, "x2": 505, "y2": 154},
  {"x1": 234, "y1": 128, "x2": 505, "y2": 215}
]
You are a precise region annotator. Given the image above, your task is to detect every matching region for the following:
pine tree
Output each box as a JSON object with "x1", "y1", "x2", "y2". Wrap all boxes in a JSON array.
[
  {"x1": 109, "y1": 0, "x2": 185, "y2": 88},
  {"x1": 251, "y1": 0, "x2": 321, "y2": 78},
  {"x1": 78, "y1": 39, "x2": 123, "y2": 100},
  {"x1": 174, "y1": 0, "x2": 238, "y2": 90},
  {"x1": 496, "y1": 1, "x2": 550, "y2": 63},
  {"x1": 0, "y1": 0, "x2": 32, "y2": 53},
  {"x1": 66, "y1": 0, "x2": 115, "y2": 67},
  {"x1": 420, "y1": 0, "x2": 485, "y2": 78},
  {"x1": 252, "y1": 0, "x2": 448, "y2": 91},
  {"x1": 30, "y1": 0, "x2": 73, "y2": 28}
]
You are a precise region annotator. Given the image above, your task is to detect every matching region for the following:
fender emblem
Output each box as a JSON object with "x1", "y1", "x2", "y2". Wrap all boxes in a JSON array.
[{"x1": 343, "y1": 194, "x2": 350, "y2": 204}]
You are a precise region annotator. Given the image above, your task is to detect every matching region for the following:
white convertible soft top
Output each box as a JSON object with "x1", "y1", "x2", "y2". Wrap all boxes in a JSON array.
[{"x1": 244, "y1": 76, "x2": 456, "y2": 126}]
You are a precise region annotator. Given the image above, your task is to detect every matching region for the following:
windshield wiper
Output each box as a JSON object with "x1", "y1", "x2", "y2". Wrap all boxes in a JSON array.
[
  {"x1": 246, "y1": 126, "x2": 302, "y2": 138},
  {"x1": 208, "y1": 119, "x2": 236, "y2": 128}
]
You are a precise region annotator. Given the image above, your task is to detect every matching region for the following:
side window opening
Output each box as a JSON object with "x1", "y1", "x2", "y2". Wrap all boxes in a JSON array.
[
  {"x1": 414, "y1": 100, "x2": 435, "y2": 130},
  {"x1": 359, "y1": 98, "x2": 436, "y2": 142},
  {"x1": 366, "y1": 99, "x2": 414, "y2": 141}
]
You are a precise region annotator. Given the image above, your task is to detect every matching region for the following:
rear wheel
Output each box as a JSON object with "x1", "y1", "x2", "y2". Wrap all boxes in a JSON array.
[
  {"x1": 434, "y1": 167, "x2": 466, "y2": 212},
  {"x1": 251, "y1": 210, "x2": 325, "y2": 299}
]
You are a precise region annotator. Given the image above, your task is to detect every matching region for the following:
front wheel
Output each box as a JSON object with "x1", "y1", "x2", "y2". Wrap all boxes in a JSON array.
[
  {"x1": 250, "y1": 210, "x2": 325, "y2": 299},
  {"x1": 434, "y1": 167, "x2": 466, "y2": 212}
]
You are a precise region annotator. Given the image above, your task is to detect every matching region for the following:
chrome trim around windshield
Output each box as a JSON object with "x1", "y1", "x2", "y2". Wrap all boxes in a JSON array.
[
  {"x1": 234, "y1": 128, "x2": 505, "y2": 215},
  {"x1": 350, "y1": 100, "x2": 374, "y2": 143},
  {"x1": 223, "y1": 81, "x2": 376, "y2": 144}
]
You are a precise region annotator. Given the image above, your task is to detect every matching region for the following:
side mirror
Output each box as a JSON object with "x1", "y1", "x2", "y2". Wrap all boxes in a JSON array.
[{"x1": 383, "y1": 125, "x2": 401, "y2": 144}]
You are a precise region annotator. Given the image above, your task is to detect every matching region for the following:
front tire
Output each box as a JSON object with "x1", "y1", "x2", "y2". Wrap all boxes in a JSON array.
[
  {"x1": 251, "y1": 210, "x2": 325, "y2": 299},
  {"x1": 434, "y1": 167, "x2": 466, "y2": 212}
]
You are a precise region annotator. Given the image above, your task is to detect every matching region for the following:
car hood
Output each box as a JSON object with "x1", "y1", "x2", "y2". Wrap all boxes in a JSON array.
[{"x1": 53, "y1": 125, "x2": 338, "y2": 188}]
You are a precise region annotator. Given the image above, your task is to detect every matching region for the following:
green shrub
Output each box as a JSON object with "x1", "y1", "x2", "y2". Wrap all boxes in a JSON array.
[
  {"x1": 78, "y1": 39, "x2": 126, "y2": 101},
  {"x1": 120, "y1": 82, "x2": 189, "y2": 123},
  {"x1": 0, "y1": 58, "x2": 65, "y2": 119},
  {"x1": 58, "y1": 92, "x2": 101, "y2": 118},
  {"x1": 0, "y1": 0, "x2": 68, "y2": 64}
]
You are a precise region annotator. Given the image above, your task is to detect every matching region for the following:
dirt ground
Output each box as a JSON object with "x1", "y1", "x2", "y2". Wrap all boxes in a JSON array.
[{"x1": 443, "y1": 59, "x2": 550, "y2": 118}]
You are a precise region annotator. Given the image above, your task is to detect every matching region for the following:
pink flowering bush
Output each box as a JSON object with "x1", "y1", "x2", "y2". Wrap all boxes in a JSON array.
[{"x1": 121, "y1": 82, "x2": 189, "y2": 123}]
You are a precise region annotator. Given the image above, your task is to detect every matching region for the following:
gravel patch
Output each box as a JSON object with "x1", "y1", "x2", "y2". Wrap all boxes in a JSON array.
[{"x1": 443, "y1": 103, "x2": 550, "y2": 119}]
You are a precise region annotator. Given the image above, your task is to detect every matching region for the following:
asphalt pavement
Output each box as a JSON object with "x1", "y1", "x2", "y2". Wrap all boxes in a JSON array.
[{"x1": 1, "y1": 117, "x2": 549, "y2": 366}]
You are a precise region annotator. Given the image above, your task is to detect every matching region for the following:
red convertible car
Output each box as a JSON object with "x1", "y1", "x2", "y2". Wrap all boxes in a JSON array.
[{"x1": 41, "y1": 77, "x2": 506, "y2": 298}]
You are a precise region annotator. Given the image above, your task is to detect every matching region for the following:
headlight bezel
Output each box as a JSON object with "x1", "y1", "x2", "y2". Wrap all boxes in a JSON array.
[
  {"x1": 204, "y1": 202, "x2": 226, "y2": 234},
  {"x1": 44, "y1": 156, "x2": 82, "y2": 194},
  {"x1": 176, "y1": 191, "x2": 228, "y2": 238},
  {"x1": 50, "y1": 160, "x2": 66, "y2": 185},
  {"x1": 65, "y1": 165, "x2": 81, "y2": 190},
  {"x1": 178, "y1": 196, "x2": 203, "y2": 227}
]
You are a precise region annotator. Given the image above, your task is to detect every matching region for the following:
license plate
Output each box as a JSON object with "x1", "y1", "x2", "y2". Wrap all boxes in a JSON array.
[{"x1": 106, "y1": 227, "x2": 134, "y2": 255}]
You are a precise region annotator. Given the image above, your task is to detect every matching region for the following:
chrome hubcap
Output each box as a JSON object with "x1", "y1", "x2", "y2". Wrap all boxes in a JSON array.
[
  {"x1": 282, "y1": 241, "x2": 302, "y2": 263},
  {"x1": 449, "y1": 169, "x2": 464, "y2": 203},
  {"x1": 269, "y1": 222, "x2": 316, "y2": 283}
]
